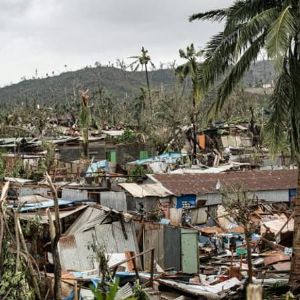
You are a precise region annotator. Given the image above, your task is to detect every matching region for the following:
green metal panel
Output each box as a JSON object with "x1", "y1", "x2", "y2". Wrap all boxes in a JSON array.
[
  {"x1": 110, "y1": 151, "x2": 116, "y2": 163},
  {"x1": 139, "y1": 150, "x2": 148, "y2": 160},
  {"x1": 106, "y1": 150, "x2": 117, "y2": 163},
  {"x1": 181, "y1": 229, "x2": 199, "y2": 274}
]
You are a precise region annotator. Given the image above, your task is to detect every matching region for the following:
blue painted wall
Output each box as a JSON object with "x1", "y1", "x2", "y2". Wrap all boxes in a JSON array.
[{"x1": 176, "y1": 194, "x2": 196, "y2": 208}]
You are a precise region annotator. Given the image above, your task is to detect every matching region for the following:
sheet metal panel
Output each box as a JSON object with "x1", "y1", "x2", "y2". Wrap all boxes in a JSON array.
[
  {"x1": 169, "y1": 208, "x2": 182, "y2": 226},
  {"x1": 62, "y1": 188, "x2": 88, "y2": 201},
  {"x1": 94, "y1": 222, "x2": 137, "y2": 253},
  {"x1": 191, "y1": 207, "x2": 208, "y2": 224},
  {"x1": 58, "y1": 230, "x2": 95, "y2": 271},
  {"x1": 164, "y1": 226, "x2": 181, "y2": 271},
  {"x1": 59, "y1": 220, "x2": 139, "y2": 271},
  {"x1": 143, "y1": 223, "x2": 163, "y2": 271},
  {"x1": 66, "y1": 207, "x2": 106, "y2": 235},
  {"x1": 181, "y1": 229, "x2": 199, "y2": 274},
  {"x1": 143, "y1": 223, "x2": 181, "y2": 271},
  {"x1": 100, "y1": 191, "x2": 127, "y2": 211},
  {"x1": 119, "y1": 183, "x2": 172, "y2": 198}
]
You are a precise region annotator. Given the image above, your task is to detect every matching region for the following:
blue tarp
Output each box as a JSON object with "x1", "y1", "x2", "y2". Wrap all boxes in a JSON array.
[
  {"x1": 128, "y1": 152, "x2": 187, "y2": 165},
  {"x1": 86, "y1": 160, "x2": 109, "y2": 176},
  {"x1": 17, "y1": 198, "x2": 87, "y2": 212}
]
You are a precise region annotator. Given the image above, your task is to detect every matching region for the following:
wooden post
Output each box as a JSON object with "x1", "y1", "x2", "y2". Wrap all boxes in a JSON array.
[
  {"x1": 46, "y1": 173, "x2": 62, "y2": 300},
  {"x1": 130, "y1": 252, "x2": 140, "y2": 281},
  {"x1": 150, "y1": 249, "x2": 154, "y2": 288},
  {"x1": 247, "y1": 284, "x2": 262, "y2": 300}
]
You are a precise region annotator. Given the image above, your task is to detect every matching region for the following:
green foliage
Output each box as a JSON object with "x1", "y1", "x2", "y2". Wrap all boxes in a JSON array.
[
  {"x1": 132, "y1": 281, "x2": 149, "y2": 300},
  {"x1": 115, "y1": 128, "x2": 138, "y2": 144},
  {"x1": 41, "y1": 141, "x2": 56, "y2": 172},
  {"x1": 0, "y1": 152, "x2": 5, "y2": 179},
  {"x1": 190, "y1": 0, "x2": 300, "y2": 162},
  {"x1": 176, "y1": 43, "x2": 203, "y2": 102},
  {"x1": 90, "y1": 280, "x2": 119, "y2": 300},
  {"x1": 128, "y1": 165, "x2": 150, "y2": 182},
  {"x1": 90, "y1": 280, "x2": 137, "y2": 300},
  {"x1": 0, "y1": 243, "x2": 35, "y2": 299},
  {"x1": 0, "y1": 67, "x2": 176, "y2": 105}
]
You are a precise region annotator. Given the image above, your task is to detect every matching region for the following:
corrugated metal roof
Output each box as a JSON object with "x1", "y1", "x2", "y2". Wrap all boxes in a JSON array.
[
  {"x1": 153, "y1": 169, "x2": 298, "y2": 196},
  {"x1": 119, "y1": 182, "x2": 173, "y2": 198},
  {"x1": 59, "y1": 221, "x2": 139, "y2": 271},
  {"x1": 5, "y1": 177, "x2": 34, "y2": 184},
  {"x1": 19, "y1": 205, "x2": 88, "y2": 224},
  {"x1": 18, "y1": 198, "x2": 88, "y2": 212},
  {"x1": 66, "y1": 206, "x2": 107, "y2": 235},
  {"x1": 18, "y1": 194, "x2": 50, "y2": 204}
]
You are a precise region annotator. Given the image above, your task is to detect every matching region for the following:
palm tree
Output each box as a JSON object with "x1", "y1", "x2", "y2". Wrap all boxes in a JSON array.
[
  {"x1": 80, "y1": 89, "x2": 91, "y2": 159},
  {"x1": 129, "y1": 47, "x2": 155, "y2": 113},
  {"x1": 176, "y1": 44, "x2": 203, "y2": 163},
  {"x1": 190, "y1": 0, "x2": 300, "y2": 288}
]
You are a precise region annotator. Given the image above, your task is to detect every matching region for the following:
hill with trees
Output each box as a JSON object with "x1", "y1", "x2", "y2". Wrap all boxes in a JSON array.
[{"x1": 0, "y1": 60, "x2": 274, "y2": 107}]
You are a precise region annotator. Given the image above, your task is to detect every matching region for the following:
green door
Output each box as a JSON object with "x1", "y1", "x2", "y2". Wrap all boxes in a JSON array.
[
  {"x1": 106, "y1": 150, "x2": 117, "y2": 163},
  {"x1": 181, "y1": 229, "x2": 199, "y2": 274}
]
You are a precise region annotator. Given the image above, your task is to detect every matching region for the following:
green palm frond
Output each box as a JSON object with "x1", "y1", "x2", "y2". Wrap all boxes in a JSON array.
[
  {"x1": 289, "y1": 59, "x2": 300, "y2": 156},
  {"x1": 234, "y1": 8, "x2": 277, "y2": 55},
  {"x1": 179, "y1": 49, "x2": 187, "y2": 59},
  {"x1": 266, "y1": 5, "x2": 296, "y2": 68},
  {"x1": 264, "y1": 66, "x2": 290, "y2": 154},
  {"x1": 189, "y1": 9, "x2": 227, "y2": 22},
  {"x1": 202, "y1": 30, "x2": 239, "y2": 88},
  {"x1": 224, "y1": 0, "x2": 276, "y2": 33},
  {"x1": 216, "y1": 33, "x2": 265, "y2": 111}
]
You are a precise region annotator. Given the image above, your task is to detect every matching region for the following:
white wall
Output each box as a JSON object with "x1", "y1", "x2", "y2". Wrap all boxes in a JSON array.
[{"x1": 200, "y1": 189, "x2": 290, "y2": 206}]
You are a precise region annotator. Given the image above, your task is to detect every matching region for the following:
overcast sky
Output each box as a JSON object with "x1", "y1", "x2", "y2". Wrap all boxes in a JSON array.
[{"x1": 0, "y1": 0, "x2": 233, "y2": 86}]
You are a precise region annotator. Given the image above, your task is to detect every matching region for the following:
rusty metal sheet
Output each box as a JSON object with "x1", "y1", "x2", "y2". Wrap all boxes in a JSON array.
[
  {"x1": 272, "y1": 261, "x2": 291, "y2": 271},
  {"x1": 264, "y1": 252, "x2": 290, "y2": 266}
]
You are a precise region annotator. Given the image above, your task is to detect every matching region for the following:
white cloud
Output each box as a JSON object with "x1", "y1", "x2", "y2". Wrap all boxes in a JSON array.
[{"x1": 0, "y1": 0, "x2": 233, "y2": 85}]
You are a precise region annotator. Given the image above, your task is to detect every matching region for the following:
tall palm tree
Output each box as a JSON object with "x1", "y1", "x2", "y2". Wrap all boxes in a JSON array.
[
  {"x1": 129, "y1": 47, "x2": 155, "y2": 113},
  {"x1": 176, "y1": 44, "x2": 202, "y2": 163},
  {"x1": 190, "y1": 0, "x2": 300, "y2": 289},
  {"x1": 80, "y1": 89, "x2": 91, "y2": 159}
]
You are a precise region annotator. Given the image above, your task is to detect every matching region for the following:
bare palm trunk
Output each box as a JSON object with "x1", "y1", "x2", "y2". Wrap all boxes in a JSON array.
[
  {"x1": 192, "y1": 96, "x2": 197, "y2": 164},
  {"x1": 46, "y1": 174, "x2": 62, "y2": 300},
  {"x1": 145, "y1": 65, "x2": 152, "y2": 114},
  {"x1": 290, "y1": 164, "x2": 300, "y2": 290},
  {"x1": 83, "y1": 128, "x2": 89, "y2": 158},
  {"x1": 245, "y1": 226, "x2": 253, "y2": 283}
]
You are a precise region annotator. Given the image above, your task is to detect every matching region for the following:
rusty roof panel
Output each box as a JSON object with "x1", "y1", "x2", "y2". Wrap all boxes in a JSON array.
[{"x1": 153, "y1": 169, "x2": 297, "y2": 196}]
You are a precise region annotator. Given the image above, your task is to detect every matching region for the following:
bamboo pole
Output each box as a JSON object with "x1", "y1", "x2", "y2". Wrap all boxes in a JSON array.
[{"x1": 45, "y1": 172, "x2": 62, "y2": 300}]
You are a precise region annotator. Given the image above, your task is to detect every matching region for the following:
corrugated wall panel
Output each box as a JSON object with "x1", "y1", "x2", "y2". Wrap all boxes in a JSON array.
[
  {"x1": 164, "y1": 226, "x2": 181, "y2": 271},
  {"x1": 202, "y1": 190, "x2": 289, "y2": 206},
  {"x1": 62, "y1": 189, "x2": 88, "y2": 201},
  {"x1": 100, "y1": 191, "x2": 127, "y2": 211}
]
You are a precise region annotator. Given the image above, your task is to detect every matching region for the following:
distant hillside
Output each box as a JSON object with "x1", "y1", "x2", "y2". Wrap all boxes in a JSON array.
[
  {"x1": 0, "y1": 60, "x2": 275, "y2": 106},
  {"x1": 242, "y1": 60, "x2": 275, "y2": 87}
]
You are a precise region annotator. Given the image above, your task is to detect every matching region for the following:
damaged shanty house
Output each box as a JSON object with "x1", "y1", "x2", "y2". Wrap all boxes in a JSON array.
[
  {"x1": 57, "y1": 206, "x2": 140, "y2": 272},
  {"x1": 116, "y1": 169, "x2": 297, "y2": 224}
]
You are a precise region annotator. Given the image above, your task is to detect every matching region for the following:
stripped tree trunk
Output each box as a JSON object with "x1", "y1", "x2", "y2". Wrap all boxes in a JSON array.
[
  {"x1": 290, "y1": 165, "x2": 300, "y2": 290},
  {"x1": 245, "y1": 225, "x2": 253, "y2": 284},
  {"x1": 192, "y1": 95, "x2": 197, "y2": 164},
  {"x1": 46, "y1": 173, "x2": 62, "y2": 300},
  {"x1": 145, "y1": 64, "x2": 152, "y2": 115}
]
